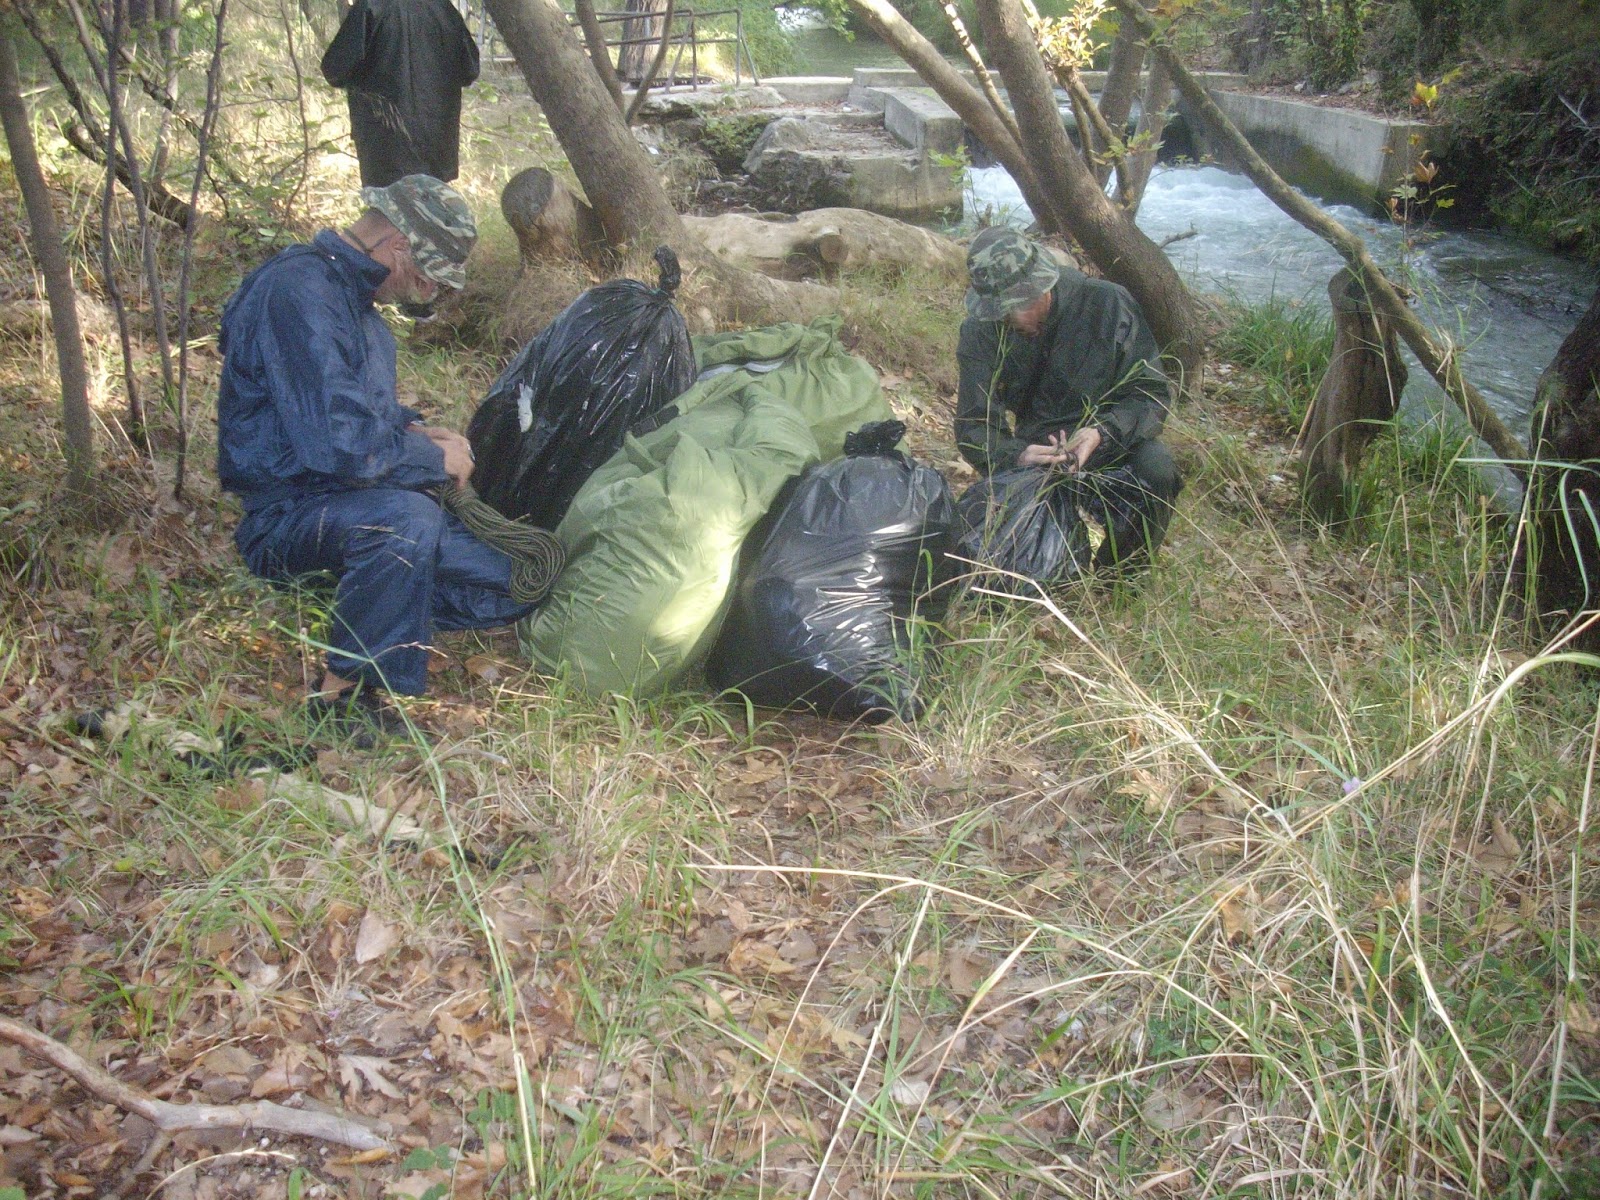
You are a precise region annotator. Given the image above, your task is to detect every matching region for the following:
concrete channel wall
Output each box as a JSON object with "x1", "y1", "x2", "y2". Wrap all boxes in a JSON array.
[{"x1": 765, "y1": 69, "x2": 1440, "y2": 209}]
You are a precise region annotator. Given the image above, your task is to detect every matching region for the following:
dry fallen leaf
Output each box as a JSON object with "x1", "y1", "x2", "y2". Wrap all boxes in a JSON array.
[
  {"x1": 213, "y1": 775, "x2": 266, "y2": 813},
  {"x1": 887, "y1": 1077, "x2": 931, "y2": 1105},
  {"x1": 1216, "y1": 888, "x2": 1254, "y2": 947},
  {"x1": 464, "y1": 654, "x2": 513, "y2": 683},
  {"x1": 1140, "y1": 1082, "x2": 1207, "y2": 1132},
  {"x1": 1119, "y1": 767, "x2": 1180, "y2": 816},
  {"x1": 355, "y1": 911, "x2": 400, "y2": 964},
  {"x1": 727, "y1": 937, "x2": 798, "y2": 978},
  {"x1": 1567, "y1": 997, "x2": 1600, "y2": 1041},
  {"x1": 329, "y1": 1146, "x2": 393, "y2": 1166},
  {"x1": 340, "y1": 1053, "x2": 406, "y2": 1099},
  {"x1": 946, "y1": 946, "x2": 992, "y2": 997}
]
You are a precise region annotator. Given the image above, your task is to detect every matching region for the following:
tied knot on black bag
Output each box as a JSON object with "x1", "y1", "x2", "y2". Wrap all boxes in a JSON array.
[
  {"x1": 652, "y1": 245, "x2": 682, "y2": 297},
  {"x1": 843, "y1": 420, "x2": 907, "y2": 457}
]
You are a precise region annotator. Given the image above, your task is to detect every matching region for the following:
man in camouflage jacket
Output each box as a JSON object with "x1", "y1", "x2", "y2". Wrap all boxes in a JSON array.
[{"x1": 956, "y1": 227, "x2": 1183, "y2": 575}]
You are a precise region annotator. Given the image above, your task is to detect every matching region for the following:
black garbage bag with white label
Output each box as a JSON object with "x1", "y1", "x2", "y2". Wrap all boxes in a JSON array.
[
  {"x1": 467, "y1": 246, "x2": 694, "y2": 528},
  {"x1": 706, "y1": 421, "x2": 956, "y2": 723},
  {"x1": 952, "y1": 467, "x2": 1093, "y2": 593}
]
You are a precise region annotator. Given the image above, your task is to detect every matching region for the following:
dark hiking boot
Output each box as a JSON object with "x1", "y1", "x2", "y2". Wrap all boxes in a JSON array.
[{"x1": 304, "y1": 685, "x2": 415, "y2": 749}]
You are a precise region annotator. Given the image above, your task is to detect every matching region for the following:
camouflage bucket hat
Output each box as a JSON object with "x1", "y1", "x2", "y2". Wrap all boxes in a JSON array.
[
  {"x1": 361, "y1": 174, "x2": 477, "y2": 291},
  {"x1": 965, "y1": 226, "x2": 1061, "y2": 320}
]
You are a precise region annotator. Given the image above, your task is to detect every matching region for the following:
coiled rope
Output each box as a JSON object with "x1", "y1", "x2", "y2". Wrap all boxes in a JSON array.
[{"x1": 435, "y1": 487, "x2": 566, "y2": 604}]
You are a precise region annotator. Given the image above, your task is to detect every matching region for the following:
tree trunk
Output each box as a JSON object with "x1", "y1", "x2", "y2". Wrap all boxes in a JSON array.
[
  {"x1": 1106, "y1": 0, "x2": 1527, "y2": 469},
  {"x1": 485, "y1": 0, "x2": 686, "y2": 254},
  {"x1": 0, "y1": 24, "x2": 95, "y2": 503},
  {"x1": 684, "y1": 208, "x2": 967, "y2": 281},
  {"x1": 482, "y1": 0, "x2": 836, "y2": 324},
  {"x1": 617, "y1": 0, "x2": 665, "y2": 84},
  {"x1": 1297, "y1": 268, "x2": 1406, "y2": 524},
  {"x1": 622, "y1": 0, "x2": 675, "y2": 126},
  {"x1": 1118, "y1": 54, "x2": 1171, "y2": 214},
  {"x1": 1094, "y1": 11, "x2": 1144, "y2": 188},
  {"x1": 1512, "y1": 285, "x2": 1600, "y2": 650},
  {"x1": 843, "y1": 0, "x2": 1058, "y2": 237},
  {"x1": 974, "y1": 0, "x2": 1203, "y2": 393}
]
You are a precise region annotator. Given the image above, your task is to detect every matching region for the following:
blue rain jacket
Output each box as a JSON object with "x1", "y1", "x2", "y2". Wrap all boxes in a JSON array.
[{"x1": 217, "y1": 230, "x2": 449, "y2": 511}]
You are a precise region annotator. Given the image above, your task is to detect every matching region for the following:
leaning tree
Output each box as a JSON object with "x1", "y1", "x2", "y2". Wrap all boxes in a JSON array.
[
  {"x1": 482, "y1": 0, "x2": 837, "y2": 325},
  {"x1": 0, "y1": 19, "x2": 95, "y2": 508},
  {"x1": 842, "y1": 0, "x2": 1206, "y2": 392}
]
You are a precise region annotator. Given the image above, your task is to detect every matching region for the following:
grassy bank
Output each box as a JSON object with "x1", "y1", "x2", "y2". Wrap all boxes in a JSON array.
[{"x1": 2, "y1": 46, "x2": 1599, "y2": 1200}]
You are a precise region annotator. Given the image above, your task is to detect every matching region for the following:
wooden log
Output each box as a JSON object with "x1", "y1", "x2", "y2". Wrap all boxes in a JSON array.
[
  {"x1": 500, "y1": 166, "x2": 605, "y2": 267},
  {"x1": 682, "y1": 208, "x2": 967, "y2": 281},
  {"x1": 1297, "y1": 267, "x2": 1406, "y2": 523},
  {"x1": 1512, "y1": 284, "x2": 1600, "y2": 648}
]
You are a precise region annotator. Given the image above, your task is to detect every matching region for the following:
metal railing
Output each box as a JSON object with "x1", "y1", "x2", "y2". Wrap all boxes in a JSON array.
[{"x1": 453, "y1": 1, "x2": 759, "y2": 90}]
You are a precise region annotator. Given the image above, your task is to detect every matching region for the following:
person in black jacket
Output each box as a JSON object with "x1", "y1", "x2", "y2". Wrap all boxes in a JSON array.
[
  {"x1": 321, "y1": 0, "x2": 480, "y2": 188},
  {"x1": 957, "y1": 227, "x2": 1182, "y2": 576}
]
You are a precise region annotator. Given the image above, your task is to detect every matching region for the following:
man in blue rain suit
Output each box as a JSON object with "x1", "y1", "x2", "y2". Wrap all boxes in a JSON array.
[
  {"x1": 218, "y1": 175, "x2": 531, "y2": 742},
  {"x1": 956, "y1": 226, "x2": 1183, "y2": 577}
]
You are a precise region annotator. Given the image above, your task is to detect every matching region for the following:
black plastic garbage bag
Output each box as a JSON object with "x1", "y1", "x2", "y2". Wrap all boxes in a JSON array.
[
  {"x1": 467, "y1": 246, "x2": 694, "y2": 527},
  {"x1": 952, "y1": 467, "x2": 1093, "y2": 594},
  {"x1": 707, "y1": 420, "x2": 956, "y2": 723}
]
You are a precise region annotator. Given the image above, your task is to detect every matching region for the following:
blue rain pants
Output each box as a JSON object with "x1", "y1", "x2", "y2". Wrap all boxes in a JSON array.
[{"x1": 237, "y1": 487, "x2": 533, "y2": 695}]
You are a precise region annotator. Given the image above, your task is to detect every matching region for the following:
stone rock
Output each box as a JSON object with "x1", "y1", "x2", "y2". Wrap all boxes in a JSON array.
[
  {"x1": 746, "y1": 150, "x2": 854, "y2": 213},
  {"x1": 742, "y1": 117, "x2": 836, "y2": 173}
]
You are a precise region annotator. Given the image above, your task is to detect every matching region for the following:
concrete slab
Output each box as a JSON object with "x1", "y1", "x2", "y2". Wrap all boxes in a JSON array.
[
  {"x1": 763, "y1": 76, "x2": 852, "y2": 104},
  {"x1": 880, "y1": 88, "x2": 964, "y2": 155},
  {"x1": 632, "y1": 84, "x2": 787, "y2": 120},
  {"x1": 1200, "y1": 89, "x2": 1444, "y2": 206}
]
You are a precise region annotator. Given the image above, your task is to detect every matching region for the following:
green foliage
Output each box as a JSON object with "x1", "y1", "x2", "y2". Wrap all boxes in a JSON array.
[
  {"x1": 1441, "y1": 50, "x2": 1600, "y2": 264},
  {"x1": 1213, "y1": 295, "x2": 1336, "y2": 430},
  {"x1": 686, "y1": 112, "x2": 771, "y2": 175},
  {"x1": 1298, "y1": 0, "x2": 1368, "y2": 88},
  {"x1": 704, "y1": 0, "x2": 796, "y2": 75}
]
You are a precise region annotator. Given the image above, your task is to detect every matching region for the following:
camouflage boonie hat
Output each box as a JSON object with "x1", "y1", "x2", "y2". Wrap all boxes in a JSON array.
[
  {"x1": 361, "y1": 174, "x2": 476, "y2": 290},
  {"x1": 965, "y1": 226, "x2": 1061, "y2": 320}
]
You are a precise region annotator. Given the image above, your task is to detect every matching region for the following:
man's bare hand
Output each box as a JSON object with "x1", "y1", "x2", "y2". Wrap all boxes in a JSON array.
[
  {"x1": 419, "y1": 425, "x2": 475, "y2": 490},
  {"x1": 1017, "y1": 427, "x2": 1101, "y2": 471},
  {"x1": 1018, "y1": 432, "x2": 1071, "y2": 468},
  {"x1": 1057, "y1": 426, "x2": 1101, "y2": 473}
]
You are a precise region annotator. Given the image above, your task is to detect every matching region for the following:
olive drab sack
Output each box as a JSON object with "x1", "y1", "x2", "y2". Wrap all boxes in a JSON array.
[
  {"x1": 521, "y1": 386, "x2": 820, "y2": 697},
  {"x1": 467, "y1": 247, "x2": 694, "y2": 528}
]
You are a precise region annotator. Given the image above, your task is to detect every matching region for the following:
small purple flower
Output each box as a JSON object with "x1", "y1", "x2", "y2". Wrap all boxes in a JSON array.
[{"x1": 1342, "y1": 777, "x2": 1363, "y2": 796}]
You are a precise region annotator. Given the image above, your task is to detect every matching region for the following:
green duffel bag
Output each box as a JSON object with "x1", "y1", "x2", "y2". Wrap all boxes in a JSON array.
[
  {"x1": 689, "y1": 315, "x2": 893, "y2": 462},
  {"x1": 521, "y1": 383, "x2": 819, "y2": 697}
]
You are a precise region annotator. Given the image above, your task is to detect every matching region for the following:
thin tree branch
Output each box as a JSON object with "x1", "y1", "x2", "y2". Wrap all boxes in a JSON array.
[
  {"x1": 623, "y1": 0, "x2": 675, "y2": 126},
  {"x1": 1106, "y1": 0, "x2": 1527, "y2": 466},
  {"x1": 175, "y1": 0, "x2": 229, "y2": 501},
  {"x1": 574, "y1": 0, "x2": 625, "y2": 112},
  {"x1": 1062, "y1": 67, "x2": 1129, "y2": 201},
  {"x1": 938, "y1": 0, "x2": 1020, "y2": 146},
  {"x1": 0, "y1": 1016, "x2": 389, "y2": 1152}
]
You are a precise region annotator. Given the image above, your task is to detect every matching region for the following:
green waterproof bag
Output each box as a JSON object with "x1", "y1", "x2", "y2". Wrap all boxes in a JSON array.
[
  {"x1": 689, "y1": 315, "x2": 893, "y2": 461},
  {"x1": 521, "y1": 385, "x2": 819, "y2": 697}
]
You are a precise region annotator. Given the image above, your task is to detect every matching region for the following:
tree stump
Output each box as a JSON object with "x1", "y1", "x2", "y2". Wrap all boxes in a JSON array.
[
  {"x1": 1512, "y1": 284, "x2": 1600, "y2": 649},
  {"x1": 500, "y1": 167, "x2": 605, "y2": 268},
  {"x1": 1297, "y1": 267, "x2": 1407, "y2": 523}
]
